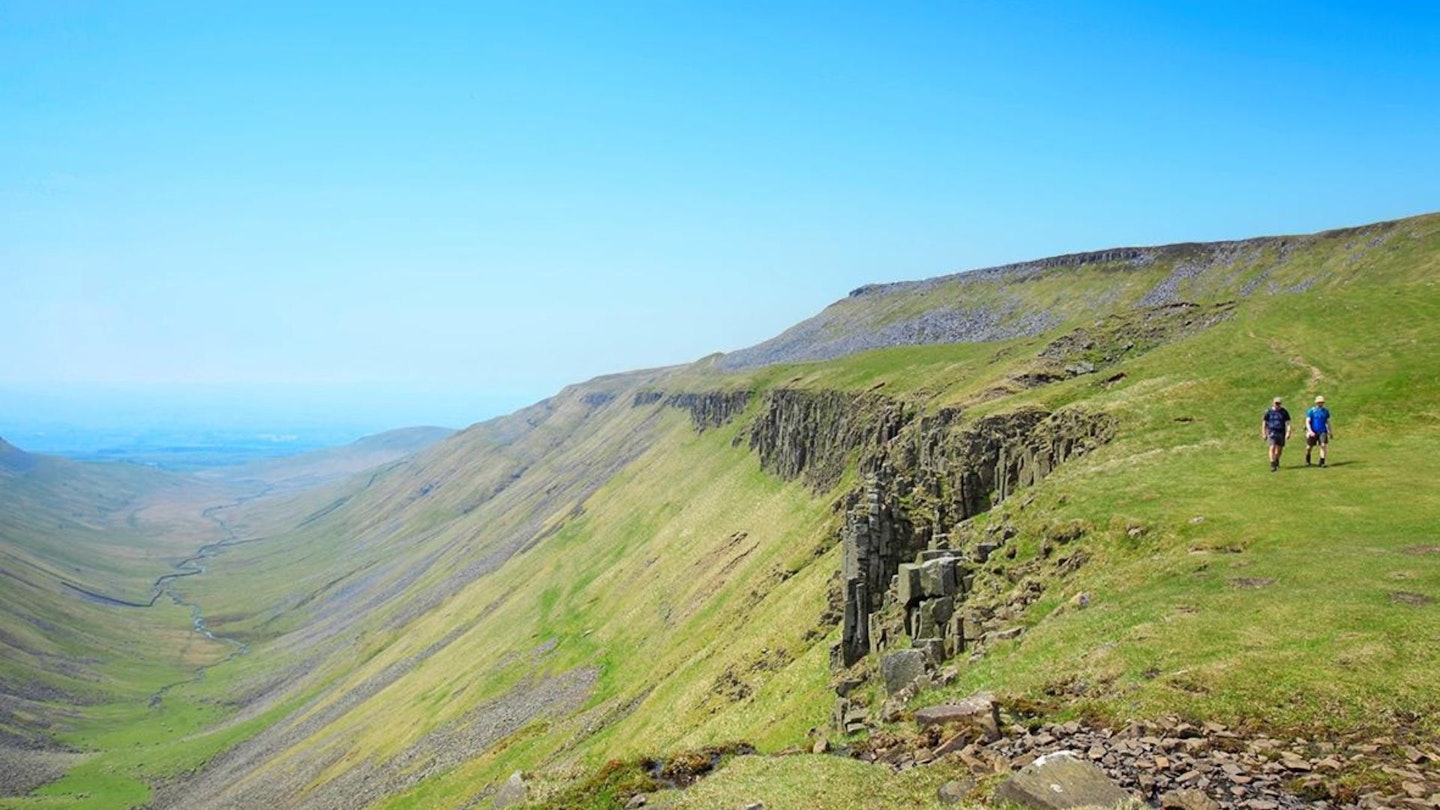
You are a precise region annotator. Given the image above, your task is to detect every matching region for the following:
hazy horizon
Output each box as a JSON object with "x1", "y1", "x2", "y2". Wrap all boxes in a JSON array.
[
  {"x1": 0, "y1": 381, "x2": 532, "y2": 464},
  {"x1": 5, "y1": 3, "x2": 1439, "y2": 459}
]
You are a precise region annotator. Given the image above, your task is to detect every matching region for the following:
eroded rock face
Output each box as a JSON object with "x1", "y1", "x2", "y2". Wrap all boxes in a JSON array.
[
  {"x1": 835, "y1": 403, "x2": 1115, "y2": 667},
  {"x1": 662, "y1": 390, "x2": 752, "y2": 431},
  {"x1": 660, "y1": 386, "x2": 1113, "y2": 673},
  {"x1": 633, "y1": 389, "x2": 753, "y2": 430},
  {"x1": 746, "y1": 389, "x2": 909, "y2": 491},
  {"x1": 492, "y1": 771, "x2": 527, "y2": 809}
]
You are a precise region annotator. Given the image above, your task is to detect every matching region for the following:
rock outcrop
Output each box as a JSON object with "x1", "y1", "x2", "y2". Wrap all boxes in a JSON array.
[
  {"x1": 633, "y1": 390, "x2": 753, "y2": 432},
  {"x1": 835, "y1": 406, "x2": 1116, "y2": 667},
  {"x1": 663, "y1": 390, "x2": 752, "y2": 431},
  {"x1": 656, "y1": 386, "x2": 1113, "y2": 673},
  {"x1": 745, "y1": 389, "x2": 909, "y2": 491}
]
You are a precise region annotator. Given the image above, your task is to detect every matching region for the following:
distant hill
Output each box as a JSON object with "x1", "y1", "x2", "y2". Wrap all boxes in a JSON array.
[
  {"x1": 0, "y1": 437, "x2": 38, "y2": 474},
  {"x1": 197, "y1": 425, "x2": 455, "y2": 490}
]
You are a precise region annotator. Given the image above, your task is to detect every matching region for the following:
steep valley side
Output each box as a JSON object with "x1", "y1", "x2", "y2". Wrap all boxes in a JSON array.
[{"x1": 4, "y1": 213, "x2": 1440, "y2": 809}]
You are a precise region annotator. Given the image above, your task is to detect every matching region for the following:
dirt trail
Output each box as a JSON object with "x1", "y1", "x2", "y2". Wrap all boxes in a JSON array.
[{"x1": 1259, "y1": 335, "x2": 1326, "y2": 389}]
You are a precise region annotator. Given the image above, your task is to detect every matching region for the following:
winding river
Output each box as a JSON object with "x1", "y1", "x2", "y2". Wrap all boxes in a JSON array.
[{"x1": 60, "y1": 488, "x2": 271, "y2": 706}]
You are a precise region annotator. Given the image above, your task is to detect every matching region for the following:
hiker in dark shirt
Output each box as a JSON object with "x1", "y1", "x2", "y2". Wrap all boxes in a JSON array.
[
  {"x1": 1305, "y1": 395, "x2": 1333, "y2": 467},
  {"x1": 1261, "y1": 396, "x2": 1292, "y2": 472}
]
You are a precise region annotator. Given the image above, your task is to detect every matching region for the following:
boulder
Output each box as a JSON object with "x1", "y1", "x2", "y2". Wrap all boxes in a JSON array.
[
  {"x1": 881, "y1": 649, "x2": 927, "y2": 695},
  {"x1": 920, "y1": 558, "x2": 956, "y2": 597},
  {"x1": 951, "y1": 560, "x2": 971, "y2": 596},
  {"x1": 917, "y1": 597, "x2": 954, "y2": 641},
  {"x1": 492, "y1": 770, "x2": 527, "y2": 809},
  {"x1": 1160, "y1": 789, "x2": 1222, "y2": 810},
  {"x1": 993, "y1": 751, "x2": 1132, "y2": 809},
  {"x1": 913, "y1": 693, "x2": 1000, "y2": 741},
  {"x1": 937, "y1": 778, "x2": 974, "y2": 804}
]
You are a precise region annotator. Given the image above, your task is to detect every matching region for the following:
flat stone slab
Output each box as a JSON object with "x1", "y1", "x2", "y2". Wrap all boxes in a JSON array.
[
  {"x1": 914, "y1": 693, "x2": 1000, "y2": 740},
  {"x1": 993, "y1": 751, "x2": 1133, "y2": 809}
]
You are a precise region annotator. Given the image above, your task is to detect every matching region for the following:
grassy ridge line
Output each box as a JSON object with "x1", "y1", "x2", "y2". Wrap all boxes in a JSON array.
[
  {"x1": 720, "y1": 213, "x2": 1428, "y2": 371},
  {"x1": 918, "y1": 231, "x2": 1440, "y2": 730}
]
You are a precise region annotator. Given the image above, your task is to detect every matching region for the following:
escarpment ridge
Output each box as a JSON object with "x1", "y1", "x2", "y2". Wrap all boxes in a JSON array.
[{"x1": 718, "y1": 214, "x2": 1418, "y2": 370}]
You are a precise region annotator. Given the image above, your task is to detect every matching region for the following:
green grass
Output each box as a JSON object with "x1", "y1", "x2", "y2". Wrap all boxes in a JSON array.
[
  {"x1": 662, "y1": 754, "x2": 978, "y2": 810},
  {"x1": 4, "y1": 212, "x2": 1439, "y2": 808}
]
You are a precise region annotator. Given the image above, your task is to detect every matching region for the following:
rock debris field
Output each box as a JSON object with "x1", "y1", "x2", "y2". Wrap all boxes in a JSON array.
[{"x1": 828, "y1": 701, "x2": 1440, "y2": 809}]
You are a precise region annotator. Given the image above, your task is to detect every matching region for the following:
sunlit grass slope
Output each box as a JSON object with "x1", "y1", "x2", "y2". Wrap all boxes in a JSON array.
[{"x1": 6, "y1": 213, "x2": 1438, "y2": 809}]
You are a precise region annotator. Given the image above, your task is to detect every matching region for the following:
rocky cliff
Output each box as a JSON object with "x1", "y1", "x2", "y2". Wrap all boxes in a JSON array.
[{"x1": 694, "y1": 388, "x2": 1115, "y2": 669}]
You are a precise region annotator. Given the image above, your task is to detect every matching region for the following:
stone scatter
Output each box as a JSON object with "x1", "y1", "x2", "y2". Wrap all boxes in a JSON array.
[{"x1": 834, "y1": 705, "x2": 1440, "y2": 809}]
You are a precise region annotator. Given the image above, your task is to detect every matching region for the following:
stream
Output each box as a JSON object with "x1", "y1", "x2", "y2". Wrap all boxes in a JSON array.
[{"x1": 60, "y1": 488, "x2": 271, "y2": 707}]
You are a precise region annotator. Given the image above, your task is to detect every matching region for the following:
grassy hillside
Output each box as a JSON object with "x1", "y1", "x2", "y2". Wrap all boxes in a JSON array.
[
  {"x1": 3, "y1": 213, "x2": 1438, "y2": 809},
  {"x1": 0, "y1": 445, "x2": 250, "y2": 799}
]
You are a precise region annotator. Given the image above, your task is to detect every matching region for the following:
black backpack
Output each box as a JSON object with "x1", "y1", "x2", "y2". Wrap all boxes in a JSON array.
[{"x1": 1264, "y1": 407, "x2": 1289, "y2": 432}]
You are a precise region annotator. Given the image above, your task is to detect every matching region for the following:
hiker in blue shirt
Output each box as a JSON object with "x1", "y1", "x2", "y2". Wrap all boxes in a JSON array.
[
  {"x1": 1261, "y1": 396, "x2": 1292, "y2": 472},
  {"x1": 1305, "y1": 395, "x2": 1333, "y2": 467}
]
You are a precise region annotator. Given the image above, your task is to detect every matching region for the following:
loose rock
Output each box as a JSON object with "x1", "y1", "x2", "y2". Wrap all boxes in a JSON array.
[
  {"x1": 937, "y1": 777, "x2": 973, "y2": 804},
  {"x1": 1162, "y1": 788, "x2": 1223, "y2": 810},
  {"x1": 880, "y1": 650, "x2": 927, "y2": 695},
  {"x1": 492, "y1": 771, "x2": 527, "y2": 809},
  {"x1": 914, "y1": 693, "x2": 1001, "y2": 742},
  {"x1": 993, "y1": 751, "x2": 1134, "y2": 809}
]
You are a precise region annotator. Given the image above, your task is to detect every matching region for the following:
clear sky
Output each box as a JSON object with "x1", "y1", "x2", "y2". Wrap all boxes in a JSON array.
[{"x1": 3, "y1": 1, "x2": 1438, "y2": 433}]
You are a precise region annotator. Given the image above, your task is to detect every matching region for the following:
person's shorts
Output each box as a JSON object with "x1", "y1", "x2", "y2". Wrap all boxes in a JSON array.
[
  {"x1": 1268, "y1": 432, "x2": 1286, "y2": 447},
  {"x1": 1306, "y1": 431, "x2": 1329, "y2": 447}
]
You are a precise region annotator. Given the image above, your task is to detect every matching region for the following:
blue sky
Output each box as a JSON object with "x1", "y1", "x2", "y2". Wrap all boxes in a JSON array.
[{"x1": 3, "y1": 1, "x2": 1438, "y2": 432}]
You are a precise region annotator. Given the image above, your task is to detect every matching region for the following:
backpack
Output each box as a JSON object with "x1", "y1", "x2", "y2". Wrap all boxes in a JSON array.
[{"x1": 1264, "y1": 407, "x2": 1289, "y2": 433}]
